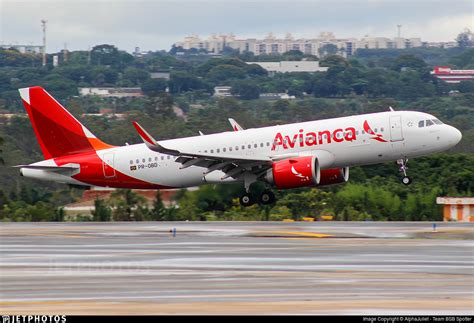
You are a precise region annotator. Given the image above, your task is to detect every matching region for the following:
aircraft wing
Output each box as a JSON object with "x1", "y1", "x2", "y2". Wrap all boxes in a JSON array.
[
  {"x1": 133, "y1": 122, "x2": 272, "y2": 180},
  {"x1": 228, "y1": 118, "x2": 244, "y2": 131}
]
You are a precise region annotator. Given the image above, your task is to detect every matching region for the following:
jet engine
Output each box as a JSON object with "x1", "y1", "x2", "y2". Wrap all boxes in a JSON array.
[{"x1": 264, "y1": 156, "x2": 349, "y2": 189}]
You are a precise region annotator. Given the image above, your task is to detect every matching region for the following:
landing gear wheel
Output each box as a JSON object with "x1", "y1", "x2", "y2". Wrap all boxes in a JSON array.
[
  {"x1": 259, "y1": 190, "x2": 276, "y2": 205},
  {"x1": 402, "y1": 176, "x2": 412, "y2": 185},
  {"x1": 239, "y1": 194, "x2": 255, "y2": 207},
  {"x1": 397, "y1": 158, "x2": 412, "y2": 186}
]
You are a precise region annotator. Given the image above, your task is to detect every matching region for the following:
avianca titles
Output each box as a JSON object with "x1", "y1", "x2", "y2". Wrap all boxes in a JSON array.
[{"x1": 16, "y1": 86, "x2": 462, "y2": 206}]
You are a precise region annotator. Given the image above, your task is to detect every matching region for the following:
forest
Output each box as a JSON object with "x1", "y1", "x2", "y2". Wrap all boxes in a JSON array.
[{"x1": 0, "y1": 43, "x2": 473, "y2": 221}]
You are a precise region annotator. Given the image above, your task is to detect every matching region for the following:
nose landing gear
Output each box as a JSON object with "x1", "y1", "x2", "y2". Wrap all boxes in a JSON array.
[{"x1": 397, "y1": 158, "x2": 412, "y2": 185}]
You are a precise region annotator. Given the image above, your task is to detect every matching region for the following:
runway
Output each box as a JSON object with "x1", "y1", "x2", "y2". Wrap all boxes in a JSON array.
[{"x1": 0, "y1": 222, "x2": 473, "y2": 315}]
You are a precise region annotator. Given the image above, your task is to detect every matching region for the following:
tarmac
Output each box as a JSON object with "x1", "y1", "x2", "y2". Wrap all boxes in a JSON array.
[{"x1": 0, "y1": 222, "x2": 473, "y2": 315}]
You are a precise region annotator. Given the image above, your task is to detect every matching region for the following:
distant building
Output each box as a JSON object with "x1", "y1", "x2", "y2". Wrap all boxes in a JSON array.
[
  {"x1": 150, "y1": 71, "x2": 170, "y2": 80},
  {"x1": 425, "y1": 41, "x2": 458, "y2": 49},
  {"x1": 0, "y1": 44, "x2": 43, "y2": 54},
  {"x1": 79, "y1": 87, "x2": 143, "y2": 98},
  {"x1": 174, "y1": 32, "x2": 425, "y2": 57},
  {"x1": 63, "y1": 188, "x2": 180, "y2": 219},
  {"x1": 431, "y1": 66, "x2": 474, "y2": 84},
  {"x1": 436, "y1": 197, "x2": 474, "y2": 222},
  {"x1": 259, "y1": 93, "x2": 296, "y2": 100},
  {"x1": 214, "y1": 86, "x2": 233, "y2": 97},
  {"x1": 248, "y1": 60, "x2": 328, "y2": 76}
]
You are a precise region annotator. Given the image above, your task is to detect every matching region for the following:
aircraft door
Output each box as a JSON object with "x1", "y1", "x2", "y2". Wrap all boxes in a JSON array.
[
  {"x1": 102, "y1": 153, "x2": 116, "y2": 178},
  {"x1": 389, "y1": 116, "x2": 404, "y2": 142}
]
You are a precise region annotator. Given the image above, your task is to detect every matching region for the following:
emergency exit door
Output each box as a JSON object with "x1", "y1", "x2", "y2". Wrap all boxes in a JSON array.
[{"x1": 102, "y1": 153, "x2": 116, "y2": 178}]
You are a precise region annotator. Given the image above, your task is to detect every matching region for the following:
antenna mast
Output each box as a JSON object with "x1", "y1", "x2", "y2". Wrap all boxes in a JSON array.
[{"x1": 41, "y1": 19, "x2": 47, "y2": 66}]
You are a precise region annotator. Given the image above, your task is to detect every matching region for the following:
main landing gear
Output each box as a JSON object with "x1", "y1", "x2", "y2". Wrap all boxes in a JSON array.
[
  {"x1": 240, "y1": 190, "x2": 276, "y2": 207},
  {"x1": 397, "y1": 158, "x2": 412, "y2": 185}
]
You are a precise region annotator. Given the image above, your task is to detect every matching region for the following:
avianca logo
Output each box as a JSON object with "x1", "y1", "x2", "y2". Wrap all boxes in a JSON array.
[
  {"x1": 291, "y1": 166, "x2": 309, "y2": 181},
  {"x1": 271, "y1": 120, "x2": 388, "y2": 150},
  {"x1": 363, "y1": 120, "x2": 388, "y2": 143},
  {"x1": 271, "y1": 127, "x2": 356, "y2": 150}
]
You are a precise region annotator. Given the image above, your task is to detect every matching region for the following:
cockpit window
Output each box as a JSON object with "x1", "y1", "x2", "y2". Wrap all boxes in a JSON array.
[
  {"x1": 432, "y1": 119, "x2": 443, "y2": 125},
  {"x1": 426, "y1": 119, "x2": 434, "y2": 127},
  {"x1": 418, "y1": 120, "x2": 424, "y2": 128}
]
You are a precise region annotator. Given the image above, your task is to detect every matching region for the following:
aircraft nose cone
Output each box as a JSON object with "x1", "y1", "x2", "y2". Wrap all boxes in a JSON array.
[{"x1": 449, "y1": 126, "x2": 462, "y2": 145}]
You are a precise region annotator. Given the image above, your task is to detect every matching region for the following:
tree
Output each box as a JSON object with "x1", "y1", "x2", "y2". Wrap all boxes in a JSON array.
[
  {"x1": 391, "y1": 54, "x2": 427, "y2": 72},
  {"x1": 168, "y1": 71, "x2": 211, "y2": 94},
  {"x1": 319, "y1": 55, "x2": 349, "y2": 68},
  {"x1": 231, "y1": 80, "x2": 260, "y2": 99},
  {"x1": 122, "y1": 67, "x2": 150, "y2": 86},
  {"x1": 282, "y1": 50, "x2": 304, "y2": 61},
  {"x1": 92, "y1": 198, "x2": 111, "y2": 221},
  {"x1": 318, "y1": 44, "x2": 338, "y2": 57},
  {"x1": 110, "y1": 189, "x2": 146, "y2": 221},
  {"x1": 0, "y1": 136, "x2": 3, "y2": 165},
  {"x1": 149, "y1": 191, "x2": 167, "y2": 221},
  {"x1": 456, "y1": 29, "x2": 473, "y2": 49},
  {"x1": 207, "y1": 64, "x2": 247, "y2": 82},
  {"x1": 91, "y1": 44, "x2": 120, "y2": 66},
  {"x1": 141, "y1": 78, "x2": 168, "y2": 97},
  {"x1": 457, "y1": 80, "x2": 474, "y2": 93}
]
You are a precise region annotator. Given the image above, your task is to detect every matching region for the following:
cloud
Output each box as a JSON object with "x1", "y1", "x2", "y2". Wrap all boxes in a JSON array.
[{"x1": 1, "y1": 0, "x2": 472, "y2": 53}]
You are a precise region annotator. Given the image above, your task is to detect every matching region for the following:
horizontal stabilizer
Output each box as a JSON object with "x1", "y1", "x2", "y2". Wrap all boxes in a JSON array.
[{"x1": 14, "y1": 163, "x2": 80, "y2": 174}]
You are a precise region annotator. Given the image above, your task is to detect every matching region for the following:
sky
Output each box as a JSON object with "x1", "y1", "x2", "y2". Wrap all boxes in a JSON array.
[{"x1": 0, "y1": 0, "x2": 473, "y2": 53}]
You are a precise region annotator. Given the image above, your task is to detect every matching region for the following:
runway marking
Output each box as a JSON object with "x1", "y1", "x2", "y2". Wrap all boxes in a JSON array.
[{"x1": 262, "y1": 231, "x2": 333, "y2": 238}]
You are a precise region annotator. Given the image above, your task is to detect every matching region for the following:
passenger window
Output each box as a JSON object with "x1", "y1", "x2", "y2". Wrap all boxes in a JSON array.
[
  {"x1": 241, "y1": 145, "x2": 245, "y2": 150},
  {"x1": 167, "y1": 156, "x2": 170, "y2": 159},
  {"x1": 148, "y1": 157, "x2": 152, "y2": 162},
  {"x1": 248, "y1": 144, "x2": 251, "y2": 149},
  {"x1": 161, "y1": 156, "x2": 164, "y2": 160},
  {"x1": 418, "y1": 120, "x2": 424, "y2": 128},
  {"x1": 142, "y1": 158, "x2": 145, "y2": 163},
  {"x1": 155, "y1": 157, "x2": 158, "y2": 161},
  {"x1": 217, "y1": 148, "x2": 220, "y2": 153},
  {"x1": 235, "y1": 146, "x2": 239, "y2": 151},
  {"x1": 426, "y1": 120, "x2": 434, "y2": 127},
  {"x1": 260, "y1": 143, "x2": 264, "y2": 147},
  {"x1": 266, "y1": 142, "x2": 270, "y2": 146},
  {"x1": 130, "y1": 160, "x2": 133, "y2": 165},
  {"x1": 229, "y1": 147, "x2": 233, "y2": 151},
  {"x1": 223, "y1": 148, "x2": 226, "y2": 152},
  {"x1": 381, "y1": 127, "x2": 384, "y2": 132},
  {"x1": 254, "y1": 144, "x2": 258, "y2": 148}
]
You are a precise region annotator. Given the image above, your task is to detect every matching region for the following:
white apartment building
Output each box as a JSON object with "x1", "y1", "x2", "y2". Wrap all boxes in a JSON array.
[
  {"x1": 174, "y1": 32, "x2": 424, "y2": 57},
  {"x1": 248, "y1": 61, "x2": 328, "y2": 76}
]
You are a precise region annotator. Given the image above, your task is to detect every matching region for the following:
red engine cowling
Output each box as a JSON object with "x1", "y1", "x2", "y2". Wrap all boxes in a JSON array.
[
  {"x1": 265, "y1": 156, "x2": 318, "y2": 189},
  {"x1": 318, "y1": 167, "x2": 349, "y2": 186}
]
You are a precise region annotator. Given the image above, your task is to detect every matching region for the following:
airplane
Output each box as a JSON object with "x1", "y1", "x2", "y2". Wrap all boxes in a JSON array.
[{"x1": 16, "y1": 86, "x2": 462, "y2": 206}]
